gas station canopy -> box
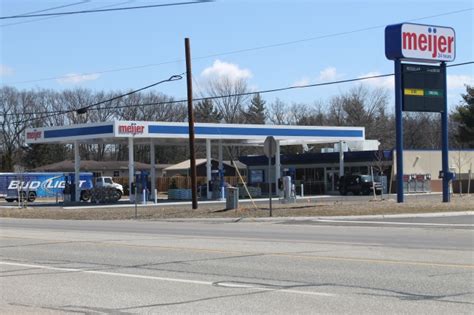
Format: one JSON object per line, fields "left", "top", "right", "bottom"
{"left": 25, "top": 120, "right": 365, "bottom": 145}
{"left": 25, "top": 120, "right": 365, "bottom": 203}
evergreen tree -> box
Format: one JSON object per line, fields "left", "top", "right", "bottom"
{"left": 244, "top": 93, "right": 266, "bottom": 124}
{"left": 194, "top": 99, "right": 222, "bottom": 123}
{"left": 452, "top": 85, "right": 474, "bottom": 148}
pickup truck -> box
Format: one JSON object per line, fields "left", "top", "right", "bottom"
{"left": 93, "top": 176, "right": 124, "bottom": 199}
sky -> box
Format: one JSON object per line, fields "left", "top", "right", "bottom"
{"left": 1, "top": 0, "right": 473, "bottom": 112}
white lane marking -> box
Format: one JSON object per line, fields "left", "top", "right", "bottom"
{"left": 0, "top": 261, "right": 335, "bottom": 297}
{"left": 214, "top": 281, "right": 333, "bottom": 297}
{"left": 316, "top": 219, "right": 474, "bottom": 227}
{"left": 0, "top": 261, "right": 211, "bottom": 285}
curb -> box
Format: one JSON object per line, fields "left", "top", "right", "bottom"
{"left": 149, "top": 211, "right": 474, "bottom": 224}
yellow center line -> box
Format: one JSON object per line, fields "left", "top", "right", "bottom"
{"left": 1, "top": 235, "right": 472, "bottom": 269}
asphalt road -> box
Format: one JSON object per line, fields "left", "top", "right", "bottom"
{"left": 1, "top": 215, "right": 473, "bottom": 314}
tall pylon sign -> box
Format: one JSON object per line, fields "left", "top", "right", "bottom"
{"left": 385, "top": 23, "right": 456, "bottom": 203}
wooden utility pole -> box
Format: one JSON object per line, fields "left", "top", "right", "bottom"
{"left": 185, "top": 38, "right": 198, "bottom": 209}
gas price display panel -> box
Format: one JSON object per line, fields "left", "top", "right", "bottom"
{"left": 402, "top": 64, "right": 445, "bottom": 112}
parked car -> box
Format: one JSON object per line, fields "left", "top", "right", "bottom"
{"left": 338, "top": 175, "right": 382, "bottom": 195}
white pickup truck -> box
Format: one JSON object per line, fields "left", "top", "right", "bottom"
{"left": 94, "top": 176, "right": 124, "bottom": 199}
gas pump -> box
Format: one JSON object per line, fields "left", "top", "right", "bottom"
{"left": 211, "top": 170, "right": 221, "bottom": 200}
{"left": 134, "top": 170, "right": 149, "bottom": 204}
{"left": 219, "top": 168, "right": 225, "bottom": 200}
{"left": 64, "top": 173, "right": 77, "bottom": 202}
{"left": 281, "top": 168, "right": 296, "bottom": 201}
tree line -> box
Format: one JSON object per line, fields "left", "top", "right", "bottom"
{"left": 0, "top": 78, "right": 472, "bottom": 171}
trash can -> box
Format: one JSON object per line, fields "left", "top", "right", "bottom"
{"left": 225, "top": 187, "right": 239, "bottom": 210}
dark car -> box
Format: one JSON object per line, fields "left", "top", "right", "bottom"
{"left": 338, "top": 175, "right": 382, "bottom": 195}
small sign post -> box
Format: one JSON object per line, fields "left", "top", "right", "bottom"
{"left": 264, "top": 136, "right": 277, "bottom": 217}
{"left": 385, "top": 22, "right": 455, "bottom": 203}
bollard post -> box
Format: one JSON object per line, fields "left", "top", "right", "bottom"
{"left": 134, "top": 189, "right": 138, "bottom": 219}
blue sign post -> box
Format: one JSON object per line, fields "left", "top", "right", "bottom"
{"left": 385, "top": 23, "right": 455, "bottom": 203}
{"left": 394, "top": 59, "right": 404, "bottom": 203}
{"left": 440, "top": 62, "right": 450, "bottom": 202}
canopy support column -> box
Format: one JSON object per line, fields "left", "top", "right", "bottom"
{"left": 128, "top": 137, "right": 134, "bottom": 202}
{"left": 150, "top": 139, "right": 156, "bottom": 202}
{"left": 74, "top": 141, "right": 80, "bottom": 202}
{"left": 339, "top": 141, "right": 344, "bottom": 178}
{"left": 206, "top": 139, "right": 212, "bottom": 199}
{"left": 218, "top": 140, "right": 224, "bottom": 200}
{"left": 275, "top": 140, "right": 281, "bottom": 196}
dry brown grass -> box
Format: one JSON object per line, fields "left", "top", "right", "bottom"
{"left": 1, "top": 195, "right": 472, "bottom": 220}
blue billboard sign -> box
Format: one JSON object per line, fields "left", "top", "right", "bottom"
{"left": 0, "top": 173, "right": 93, "bottom": 198}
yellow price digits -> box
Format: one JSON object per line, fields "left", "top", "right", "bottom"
{"left": 404, "top": 88, "right": 424, "bottom": 96}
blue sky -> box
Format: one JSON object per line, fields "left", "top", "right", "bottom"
{"left": 1, "top": 0, "right": 473, "bottom": 110}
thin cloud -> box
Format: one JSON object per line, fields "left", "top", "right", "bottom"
{"left": 447, "top": 74, "right": 474, "bottom": 89}
{"left": 201, "top": 60, "right": 252, "bottom": 82}
{"left": 317, "top": 67, "right": 340, "bottom": 82}
{"left": 56, "top": 73, "right": 100, "bottom": 84}
{"left": 292, "top": 77, "right": 310, "bottom": 86}
{"left": 0, "top": 64, "right": 14, "bottom": 76}
{"left": 293, "top": 67, "right": 343, "bottom": 86}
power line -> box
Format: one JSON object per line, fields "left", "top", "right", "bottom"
{"left": 7, "top": 73, "right": 185, "bottom": 123}
{"left": 8, "top": 61, "right": 473, "bottom": 120}
{"left": 0, "top": 0, "right": 213, "bottom": 20}
{"left": 75, "top": 73, "right": 184, "bottom": 114}
{"left": 6, "top": 59, "right": 183, "bottom": 85}
{"left": 13, "top": 1, "right": 91, "bottom": 16}
{"left": 447, "top": 61, "right": 474, "bottom": 68}
{"left": 4, "top": 7, "right": 472, "bottom": 85}
{"left": 0, "top": 0, "right": 134, "bottom": 28}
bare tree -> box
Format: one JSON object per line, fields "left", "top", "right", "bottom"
{"left": 326, "top": 94, "right": 346, "bottom": 126}
{"left": 204, "top": 76, "right": 250, "bottom": 123}
{"left": 404, "top": 112, "right": 441, "bottom": 149}
{"left": 0, "top": 87, "right": 36, "bottom": 170}
{"left": 267, "top": 98, "right": 289, "bottom": 125}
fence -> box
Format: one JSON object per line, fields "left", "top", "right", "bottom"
{"left": 113, "top": 176, "right": 247, "bottom": 193}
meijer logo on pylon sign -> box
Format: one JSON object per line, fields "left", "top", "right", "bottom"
{"left": 385, "top": 23, "right": 455, "bottom": 62}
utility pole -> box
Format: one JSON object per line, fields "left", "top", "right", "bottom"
{"left": 185, "top": 38, "right": 198, "bottom": 209}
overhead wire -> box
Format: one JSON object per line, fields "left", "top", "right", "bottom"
{"left": 0, "top": 0, "right": 213, "bottom": 20}
{"left": 75, "top": 73, "right": 184, "bottom": 114}
{"left": 7, "top": 61, "right": 473, "bottom": 121}
{"left": 4, "top": 7, "right": 472, "bottom": 85}
{"left": 0, "top": 0, "right": 135, "bottom": 28}
{"left": 10, "top": 0, "right": 91, "bottom": 16}
{"left": 7, "top": 73, "right": 185, "bottom": 124}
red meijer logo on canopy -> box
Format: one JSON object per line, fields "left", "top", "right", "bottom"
{"left": 118, "top": 124, "right": 145, "bottom": 135}
{"left": 26, "top": 130, "right": 42, "bottom": 140}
